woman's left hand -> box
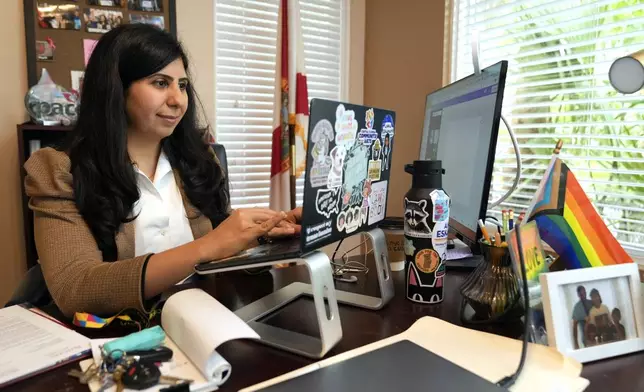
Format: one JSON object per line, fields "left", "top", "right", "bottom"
{"left": 267, "top": 207, "right": 302, "bottom": 238}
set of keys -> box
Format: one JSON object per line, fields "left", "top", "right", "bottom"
{"left": 68, "top": 346, "right": 192, "bottom": 391}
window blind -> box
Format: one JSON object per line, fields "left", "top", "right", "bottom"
{"left": 214, "top": 0, "right": 345, "bottom": 209}
{"left": 450, "top": 0, "right": 644, "bottom": 254}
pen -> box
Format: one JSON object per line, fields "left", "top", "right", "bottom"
{"left": 494, "top": 231, "right": 501, "bottom": 246}
{"left": 478, "top": 219, "right": 492, "bottom": 244}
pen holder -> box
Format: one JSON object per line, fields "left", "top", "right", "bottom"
{"left": 460, "top": 239, "right": 522, "bottom": 325}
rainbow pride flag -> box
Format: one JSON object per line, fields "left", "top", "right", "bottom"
{"left": 526, "top": 157, "right": 632, "bottom": 269}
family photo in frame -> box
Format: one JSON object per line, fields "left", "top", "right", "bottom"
{"left": 541, "top": 263, "right": 644, "bottom": 363}
{"left": 568, "top": 282, "right": 630, "bottom": 349}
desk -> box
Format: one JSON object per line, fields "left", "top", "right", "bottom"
{"left": 6, "top": 262, "right": 644, "bottom": 392}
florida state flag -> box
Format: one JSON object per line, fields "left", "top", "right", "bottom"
{"left": 269, "top": 0, "right": 309, "bottom": 211}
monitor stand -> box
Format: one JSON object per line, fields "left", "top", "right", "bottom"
{"left": 220, "top": 228, "right": 394, "bottom": 359}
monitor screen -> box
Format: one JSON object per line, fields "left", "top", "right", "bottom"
{"left": 419, "top": 61, "right": 508, "bottom": 244}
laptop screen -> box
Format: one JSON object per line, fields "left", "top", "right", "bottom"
{"left": 300, "top": 99, "right": 396, "bottom": 253}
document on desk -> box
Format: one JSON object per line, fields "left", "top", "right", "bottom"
{"left": 446, "top": 238, "right": 474, "bottom": 260}
{"left": 0, "top": 305, "right": 91, "bottom": 388}
{"left": 446, "top": 246, "right": 474, "bottom": 260}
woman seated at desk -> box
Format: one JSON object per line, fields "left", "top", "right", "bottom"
{"left": 24, "top": 24, "right": 301, "bottom": 318}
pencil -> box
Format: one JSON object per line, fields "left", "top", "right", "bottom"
{"left": 508, "top": 209, "right": 514, "bottom": 230}
{"left": 494, "top": 231, "right": 502, "bottom": 246}
{"left": 478, "top": 219, "right": 492, "bottom": 244}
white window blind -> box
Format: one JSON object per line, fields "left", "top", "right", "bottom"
{"left": 450, "top": 0, "right": 644, "bottom": 254}
{"left": 214, "top": 0, "right": 345, "bottom": 209}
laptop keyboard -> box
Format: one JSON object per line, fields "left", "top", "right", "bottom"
{"left": 253, "top": 239, "right": 301, "bottom": 256}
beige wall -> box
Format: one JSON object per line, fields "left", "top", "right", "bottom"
{"left": 347, "top": 0, "right": 365, "bottom": 104}
{"left": 0, "top": 0, "right": 28, "bottom": 305}
{"left": 176, "top": 0, "right": 216, "bottom": 128}
{"left": 364, "top": 0, "right": 445, "bottom": 217}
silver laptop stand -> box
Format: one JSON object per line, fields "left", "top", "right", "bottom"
{"left": 205, "top": 228, "right": 394, "bottom": 359}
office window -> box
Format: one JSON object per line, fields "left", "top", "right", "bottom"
{"left": 450, "top": 0, "right": 644, "bottom": 254}
{"left": 214, "top": 0, "right": 346, "bottom": 208}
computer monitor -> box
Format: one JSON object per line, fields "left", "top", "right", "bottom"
{"left": 419, "top": 61, "right": 508, "bottom": 246}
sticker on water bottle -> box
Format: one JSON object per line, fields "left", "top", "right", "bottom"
{"left": 431, "top": 220, "right": 449, "bottom": 260}
{"left": 415, "top": 249, "right": 440, "bottom": 273}
{"left": 404, "top": 237, "right": 416, "bottom": 256}
{"left": 403, "top": 198, "right": 432, "bottom": 238}
{"left": 430, "top": 189, "right": 450, "bottom": 222}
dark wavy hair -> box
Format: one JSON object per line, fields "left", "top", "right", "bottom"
{"left": 64, "top": 24, "right": 229, "bottom": 261}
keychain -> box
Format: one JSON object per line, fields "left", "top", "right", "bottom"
{"left": 103, "top": 326, "right": 166, "bottom": 360}
{"left": 120, "top": 361, "right": 192, "bottom": 390}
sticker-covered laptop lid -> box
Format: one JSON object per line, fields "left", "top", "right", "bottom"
{"left": 301, "top": 99, "right": 396, "bottom": 253}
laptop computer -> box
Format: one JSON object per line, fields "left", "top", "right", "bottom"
{"left": 195, "top": 98, "right": 396, "bottom": 274}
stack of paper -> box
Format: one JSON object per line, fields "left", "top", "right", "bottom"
{"left": 0, "top": 305, "right": 91, "bottom": 388}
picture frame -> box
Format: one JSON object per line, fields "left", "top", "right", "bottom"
{"left": 540, "top": 263, "right": 644, "bottom": 363}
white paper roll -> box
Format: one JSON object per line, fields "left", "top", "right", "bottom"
{"left": 206, "top": 350, "right": 232, "bottom": 386}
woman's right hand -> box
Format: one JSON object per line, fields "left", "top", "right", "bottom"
{"left": 196, "top": 208, "right": 286, "bottom": 262}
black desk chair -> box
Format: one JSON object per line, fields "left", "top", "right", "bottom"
{"left": 5, "top": 143, "right": 229, "bottom": 308}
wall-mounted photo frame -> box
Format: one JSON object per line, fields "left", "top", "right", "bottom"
{"left": 88, "top": 0, "right": 125, "bottom": 7}
{"left": 128, "top": 0, "right": 163, "bottom": 12}
{"left": 540, "top": 263, "right": 644, "bottom": 363}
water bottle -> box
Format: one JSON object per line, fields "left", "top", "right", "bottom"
{"left": 403, "top": 160, "right": 450, "bottom": 304}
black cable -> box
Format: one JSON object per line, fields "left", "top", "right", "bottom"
{"left": 485, "top": 215, "right": 501, "bottom": 224}
{"left": 332, "top": 238, "right": 345, "bottom": 262}
{"left": 485, "top": 215, "right": 502, "bottom": 228}
{"left": 497, "top": 221, "right": 529, "bottom": 389}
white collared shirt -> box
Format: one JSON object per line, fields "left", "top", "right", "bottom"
{"left": 133, "top": 151, "right": 194, "bottom": 256}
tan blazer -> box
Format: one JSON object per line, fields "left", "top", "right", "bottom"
{"left": 24, "top": 148, "right": 213, "bottom": 317}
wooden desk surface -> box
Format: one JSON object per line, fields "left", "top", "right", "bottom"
{"left": 5, "top": 262, "right": 644, "bottom": 392}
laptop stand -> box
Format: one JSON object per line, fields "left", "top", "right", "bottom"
{"left": 325, "top": 227, "right": 395, "bottom": 310}
{"left": 209, "top": 228, "right": 394, "bottom": 359}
